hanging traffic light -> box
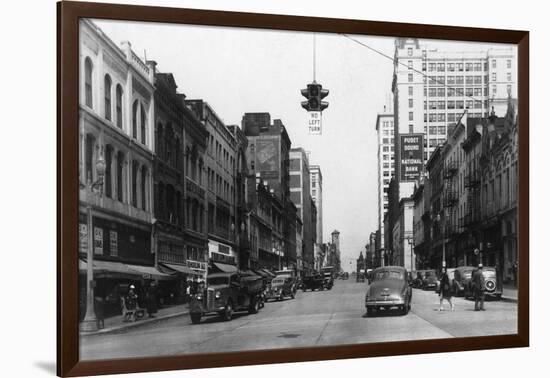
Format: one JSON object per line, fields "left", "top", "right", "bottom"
{"left": 300, "top": 82, "right": 329, "bottom": 112}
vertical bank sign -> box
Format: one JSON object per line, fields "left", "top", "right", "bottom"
{"left": 400, "top": 134, "right": 424, "bottom": 182}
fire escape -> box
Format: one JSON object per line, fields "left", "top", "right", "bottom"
{"left": 442, "top": 159, "right": 458, "bottom": 238}
{"left": 463, "top": 162, "right": 481, "bottom": 229}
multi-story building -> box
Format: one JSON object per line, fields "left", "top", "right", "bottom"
{"left": 242, "top": 113, "right": 298, "bottom": 271}
{"left": 412, "top": 179, "right": 431, "bottom": 269}
{"left": 78, "top": 20, "right": 161, "bottom": 319}
{"left": 392, "top": 37, "right": 516, "bottom": 202}
{"left": 309, "top": 165, "right": 324, "bottom": 271}
{"left": 393, "top": 198, "right": 415, "bottom": 270}
{"left": 289, "top": 148, "right": 316, "bottom": 274}
{"left": 375, "top": 106, "right": 395, "bottom": 267}
{"left": 186, "top": 100, "right": 239, "bottom": 274}
{"left": 151, "top": 68, "right": 205, "bottom": 300}
{"left": 479, "top": 105, "right": 518, "bottom": 283}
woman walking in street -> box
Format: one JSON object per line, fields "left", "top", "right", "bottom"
{"left": 439, "top": 267, "right": 454, "bottom": 311}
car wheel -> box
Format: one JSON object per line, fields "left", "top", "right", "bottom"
{"left": 223, "top": 302, "right": 233, "bottom": 321}
{"left": 190, "top": 313, "right": 202, "bottom": 324}
{"left": 366, "top": 307, "right": 373, "bottom": 317}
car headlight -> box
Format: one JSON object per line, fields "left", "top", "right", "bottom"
{"left": 215, "top": 291, "right": 221, "bottom": 299}
{"left": 196, "top": 295, "right": 203, "bottom": 300}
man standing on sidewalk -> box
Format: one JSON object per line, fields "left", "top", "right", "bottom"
{"left": 472, "top": 263, "right": 486, "bottom": 311}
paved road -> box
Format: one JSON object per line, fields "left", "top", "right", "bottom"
{"left": 80, "top": 280, "right": 517, "bottom": 360}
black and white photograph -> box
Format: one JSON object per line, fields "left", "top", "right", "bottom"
{"left": 77, "top": 17, "right": 519, "bottom": 361}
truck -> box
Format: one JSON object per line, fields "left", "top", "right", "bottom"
{"left": 189, "top": 272, "right": 263, "bottom": 324}
{"left": 320, "top": 266, "right": 335, "bottom": 290}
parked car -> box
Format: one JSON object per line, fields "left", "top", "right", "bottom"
{"left": 452, "top": 266, "right": 476, "bottom": 297}
{"left": 302, "top": 274, "right": 325, "bottom": 291}
{"left": 265, "top": 275, "right": 296, "bottom": 301}
{"left": 465, "top": 266, "right": 503, "bottom": 300}
{"left": 189, "top": 272, "right": 263, "bottom": 324}
{"left": 422, "top": 270, "right": 438, "bottom": 290}
{"left": 411, "top": 270, "right": 426, "bottom": 288}
{"left": 365, "top": 266, "right": 412, "bottom": 316}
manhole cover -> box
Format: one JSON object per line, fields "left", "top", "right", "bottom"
{"left": 278, "top": 333, "right": 301, "bottom": 339}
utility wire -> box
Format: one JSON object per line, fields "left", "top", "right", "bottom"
{"left": 340, "top": 33, "right": 488, "bottom": 107}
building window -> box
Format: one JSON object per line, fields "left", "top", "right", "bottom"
{"left": 448, "top": 63, "right": 455, "bottom": 71}
{"left": 409, "top": 112, "right": 413, "bottom": 121}
{"left": 507, "top": 60, "right": 512, "bottom": 69}
{"left": 132, "top": 100, "right": 138, "bottom": 139}
{"left": 105, "top": 145, "right": 113, "bottom": 198}
{"left": 408, "top": 60, "right": 413, "bottom": 69}
{"left": 507, "top": 85, "right": 512, "bottom": 95}
{"left": 507, "top": 72, "right": 512, "bottom": 81}
{"left": 408, "top": 86, "right": 413, "bottom": 96}
{"left": 84, "top": 57, "right": 93, "bottom": 108}
{"left": 407, "top": 47, "right": 413, "bottom": 56}
{"left": 437, "top": 63, "right": 445, "bottom": 72}
{"left": 409, "top": 124, "right": 414, "bottom": 133}
{"left": 117, "top": 151, "right": 124, "bottom": 202}
{"left": 492, "top": 59, "right": 497, "bottom": 68}
{"left": 408, "top": 73, "right": 413, "bottom": 83}
{"left": 492, "top": 72, "right": 497, "bottom": 81}
{"left": 132, "top": 161, "right": 139, "bottom": 208}
{"left": 408, "top": 98, "right": 413, "bottom": 108}
{"left": 141, "top": 166, "right": 148, "bottom": 210}
{"left": 104, "top": 74, "right": 112, "bottom": 121}
{"left": 116, "top": 85, "right": 123, "bottom": 128}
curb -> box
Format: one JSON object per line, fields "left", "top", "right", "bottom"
{"left": 80, "top": 310, "right": 189, "bottom": 337}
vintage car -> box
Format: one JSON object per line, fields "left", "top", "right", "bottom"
{"left": 421, "top": 269, "right": 438, "bottom": 290}
{"left": 321, "top": 266, "right": 335, "bottom": 290}
{"left": 302, "top": 274, "right": 325, "bottom": 291}
{"left": 465, "top": 266, "right": 503, "bottom": 300}
{"left": 189, "top": 272, "right": 263, "bottom": 324}
{"left": 265, "top": 275, "right": 296, "bottom": 301}
{"left": 452, "top": 266, "right": 476, "bottom": 297}
{"left": 365, "top": 266, "right": 412, "bottom": 316}
{"left": 411, "top": 270, "right": 426, "bottom": 288}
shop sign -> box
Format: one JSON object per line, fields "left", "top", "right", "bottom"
{"left": 79, "top": 223, "right": 88, "bottom": 253}
{"left": 109, "top": 230, "right": 118, "bottom": 257}
{"left": 94, "top": 227, "right": 103, "bottom": 255}
{"left": 187, "top": 260, "right": 207, "bottom": 271}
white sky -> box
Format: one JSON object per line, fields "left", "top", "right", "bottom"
{"left": 92, "top": 19, "right": 514, "bottom": 271}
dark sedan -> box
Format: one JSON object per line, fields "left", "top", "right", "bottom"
{"left": 421, "top": 269, "right": 438, "bottom": 290}
{"left": 365, "top": 266, "right": 412, "bottom": 316}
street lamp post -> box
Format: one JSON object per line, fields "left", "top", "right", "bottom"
{"left": 80, "top": 155, "right": 105, "bottom": 332}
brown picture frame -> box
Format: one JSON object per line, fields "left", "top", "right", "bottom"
{"left": 57, "top": 1, "right": 529, "bottom": 376}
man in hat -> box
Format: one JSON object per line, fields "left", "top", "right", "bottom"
{"left": 471, "top": 263, "right": 486, "bottom": 311}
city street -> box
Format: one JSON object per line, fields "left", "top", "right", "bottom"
{"left": 80, "top": 280, "right": 517, "bottom": 360}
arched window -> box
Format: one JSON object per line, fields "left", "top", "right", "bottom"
{"left": 84, "top": 57, "right": 93, "bottom": 108}
{"left": 84, "top": 133, "right": 96, "bottom": 184}
{"left": 141, "top": 166, "right": 148, "bottom": 210}
{"left": 116, "top": 85, "right": 123, "bottom": 128}
{"left": 116, "top": 151, "right": 124, "bottom": 202}
{"left": 140, "top": 103, "right": 147, "bottom": 145}
{"left": 104, "top": 74, "right": 112, "bottom": 120}
{"left": 132, "top": 100, "right": 139, "bottom": 139}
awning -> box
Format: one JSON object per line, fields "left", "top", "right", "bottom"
{"left": 262, "top": 269, "right": 276, "bottom": 277}
{"left": 125, "top": 263, "right": 173, "bottom": 281}
{"left": 212, "top": 262, "right": 238, "bottom": 273}
{"left": 160, "top": 263, "right": 202, "bottom": 277}
{"left": 240, "top": 269, "right": 260, "bottom": 278}
{"left": 251, "top": 269, "right": 269, "bottom": 278}
{"left": 90, "top": 260, "right": 141, "bottom": 279}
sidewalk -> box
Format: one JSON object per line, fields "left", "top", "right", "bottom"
{"left": 80, "top": 303, "right": 189, "bottom": 337}
{"left": 502, "top": 283, "right": 518, "bottom": 302}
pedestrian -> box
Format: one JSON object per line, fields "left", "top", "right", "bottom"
{"left": 123, "top": 284, "right": 139, "bottom": 321}
{"left": 94, "top": 296, "right": 105, "bottom": 329}
{"left": 190, "top": 277, "right": 198, "bottom": 296}
{"left": 145, "top": 281, "right": 158, "bottom": 318}
{"left": 512, "top": 261, "right": 518, "bottom": 287}
{"left": 438, "top": 267, "right": 454, "bottom": 311}
{"left": 471, "top": 263, "right": 486, "bottom": 311}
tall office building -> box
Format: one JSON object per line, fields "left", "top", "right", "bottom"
{"left": 375, "top": 106, "right": 395, "bottom": 264}
{"left": 309, "top": 165, "right": 323, "bottom": 270}
{"left": 392, "top": 37, "right": 517, "bottom": 200}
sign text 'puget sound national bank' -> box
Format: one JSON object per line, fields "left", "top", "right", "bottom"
{"left": 400, "top": 134, "right": 424, "bottom": 182}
